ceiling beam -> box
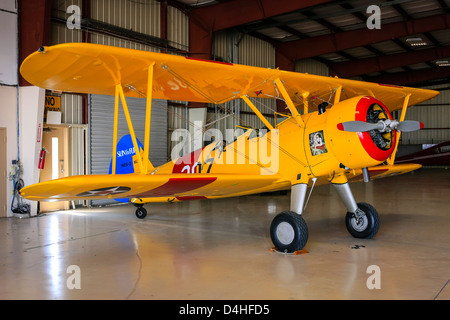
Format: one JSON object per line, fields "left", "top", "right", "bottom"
{"left": 330, "top": 45, "right": 450, "bottom": 78}
{"left": 190, "top": 0, "right": 336, "bottom": 33}
{"left": 187, "top": 0, "right": 335, "bottom": 59}
{"left": 278, "top": 13, "right": 450, "bottom": 62}
{"left": 18, "top": 0, "right": 53, "bottom": 86}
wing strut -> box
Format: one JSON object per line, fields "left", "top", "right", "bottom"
{"left": 302, "top": 91, "right": 310, "bottom": 114}
{"left": 274, "top": 78, "right": 305, "bottom": 127}
{"left": 241, "top": 95, "right": 274, "bottom": 130}
{"left": 111, "top": 83, "right": 145, "bottom": 174}
{"left": 387, "top": 93, "right": 411, "bottom": 165}
{"left": 334, "top": 86, "right": 342, "bottom": 105}
{"left": 112, "top": 64, "right": 156, "bottom": 175}
{"left": 112, "top": 84, "right": 120, "bottom": 175}
{"left": 143, "top": 62, "right": 155, "bottom": 174}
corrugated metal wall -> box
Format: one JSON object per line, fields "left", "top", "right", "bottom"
{"left": 401, "top": 84, "right": 450, "bottom": 145}
{"left": 89, "top": 95, "right": 167, "bottom": 206}
{"left": 167, "top": 5, "right": 189, "bottom": 51}
{"left": 239, "top": 34, "right": 277, "bottom": 129}
{"left": 212, "top": 31, "right": 229, "bottom": 62}
{"left": 91, "top": 0, "right": 160, "bottom": 38}
{"left": 295, "top": 58, "right": 329, "bottom": 76}
{"left": 210, "top": 31, "right": 239, "bottom": 135}
{"left": 210, "top": 32, "right": 277, "bottom": 134}
{"left": 168, "top": 103, "right": 189, "bottom": 159}
{"left": 239, "top": 34, "right": 275, "bottom": 68}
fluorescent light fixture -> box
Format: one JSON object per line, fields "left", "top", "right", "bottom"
{"left": 435, "top": 60, "right": 450, "bottom": 67}
{"left": 406, "top": 37, "right": 427, "bottom": 46}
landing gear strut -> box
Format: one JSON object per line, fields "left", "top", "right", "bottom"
{"left": 270, "top": 183, "right": 309, "bottom": 253}
{"left": 133, "top": 203, "right": 147, "bottom": 219}
{"left": 345, "top": 202, "right": 380, "bottom": 239}
{"left": 270, "top": 180, "right": 381, "bottom": 253}
{"left": 333, "top": 183, "right": 380, "bottom": 239}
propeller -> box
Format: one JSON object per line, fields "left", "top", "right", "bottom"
{"left": 337, "top": 119, "right": 424, "bottom": 133}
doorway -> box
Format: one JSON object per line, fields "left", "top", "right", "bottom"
{"left": 0, "top": 128, "right": 6, "bottom": 217}
{"left": 39, "top": 125, "right": 70, "bottom": 212}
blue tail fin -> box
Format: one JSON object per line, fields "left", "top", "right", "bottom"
{"left": 108, "top": 135, "right": 149, "bottom": 203}
{"left": 108, "top": 134, "right": 145, "bottom": 175}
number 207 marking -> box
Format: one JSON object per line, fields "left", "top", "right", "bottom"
{"left": 180, "top": 160, "right": 213, "bottom": 174}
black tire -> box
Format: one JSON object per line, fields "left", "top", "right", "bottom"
{"left": 270, "top": 211, "right": 308, "bottom": 253}
{"left": 135, "top": 207, "right": 147, "bottom": 219}
{"left": 345, "top": 202, "right": 380, "bottom": 239}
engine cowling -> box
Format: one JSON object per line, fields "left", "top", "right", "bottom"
{"left": 326, "top": 95, "right": 396, "bottom": 170}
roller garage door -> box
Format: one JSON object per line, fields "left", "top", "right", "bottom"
{"left": 89, "top": 94, "right": 168, "bottom": 206}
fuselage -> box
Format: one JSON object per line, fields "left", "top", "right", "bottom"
{"left": 149, "top": 95, "right": 396, "bottom": 197}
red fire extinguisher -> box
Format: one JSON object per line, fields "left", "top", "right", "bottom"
{"left": 38, "top": 148, "right": 47, "bottom": 169}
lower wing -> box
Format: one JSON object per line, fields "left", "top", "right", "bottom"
{"left": 345, "top": 163, "right": 422, "bottom": 183}
{"left": 20, "top": 173, "right": 288, "bottom": 202}
{"left": 309, "top": 163, "right": 422, "bottom": 187}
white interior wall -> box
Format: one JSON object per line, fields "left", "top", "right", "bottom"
{"left": 19, "top": 87, "right": 45, "bottom": 216}
{"left": 0, "top": 0, "right": 19, "bottom": 217}
{"left": 0, "top": 85, "right": 44, "bottom": 217}
{"left": 0, "top": 86, "right": 18, "bottom": 216}
{"left": 0, "top": 1, "right": 18, "bottom": 86}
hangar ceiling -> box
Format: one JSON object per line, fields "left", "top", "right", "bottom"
{"left": 172, "top": 0, "right": 450, "bottom": 87}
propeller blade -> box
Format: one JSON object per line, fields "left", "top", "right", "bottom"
{"left": 396, "top": 120, "right": 424, "bottom": 132}
{"left": 337, "top": 120, "right": 424, "bottom": 133}
{"left": 337, "top": 121, "right": 384, "bottom": 132}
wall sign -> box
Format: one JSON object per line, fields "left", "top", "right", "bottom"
{"left": 44, "top": 95, "right": 61, "bottom": 122}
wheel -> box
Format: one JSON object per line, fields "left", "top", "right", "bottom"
{"left": 135, "top": 206, "right": 147, "bottom": 219}
{"left": 270, "top": 211, "right": 308, "bottom": 253}
{"left": 345, "top": 202, "right": 380, "bottom": 239}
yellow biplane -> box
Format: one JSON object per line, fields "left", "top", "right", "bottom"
{"left": 20, "top": 43, "right": 438, "bottom": 253}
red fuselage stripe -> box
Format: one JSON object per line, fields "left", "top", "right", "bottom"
{"left": 131, "top": 177, "right": 217, "bottom": 198}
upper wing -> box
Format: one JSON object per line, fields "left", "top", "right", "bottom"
{"left": 20, "top": 43, "right": 438, "bottom": 111}
{"left": 19, "top": 173, "right": 289, "bottom": 201}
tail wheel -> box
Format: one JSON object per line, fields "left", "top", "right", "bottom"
{"left": 345, "top": 202, "right": 380, "bottom": 239}
{"left": 270, "top": 211, "right": 308, "bottom": 253}
{"left": 135, "top": 206, "right": 147, "bottom": 219}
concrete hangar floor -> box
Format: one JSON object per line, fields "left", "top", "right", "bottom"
{"left": 0, "top": 168, "right": 449, "bottom": 300}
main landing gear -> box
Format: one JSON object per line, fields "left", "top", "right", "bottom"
{"left": 269, "top": 181, "right": 380, "bottom": 253}
{"left": 270, "top": 184, "right": 309, "bottom": 253}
